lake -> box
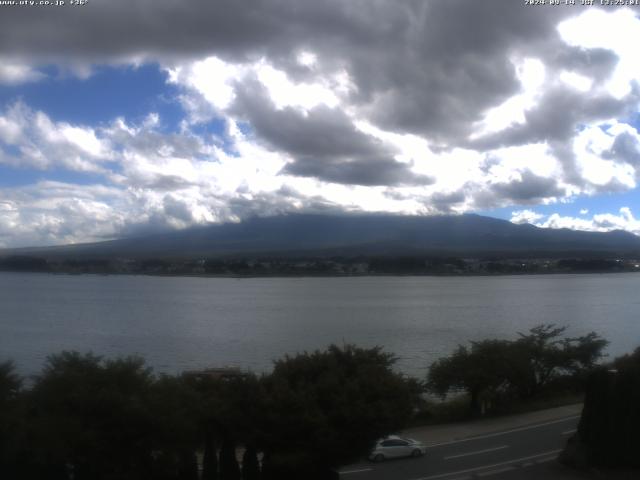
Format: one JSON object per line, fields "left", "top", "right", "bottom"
{"left": 1, "top": 272, "right": 639, "bottom": 379}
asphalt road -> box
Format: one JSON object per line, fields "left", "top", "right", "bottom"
{"left": 338, "top": 415, "right": 580, "bottom": 480}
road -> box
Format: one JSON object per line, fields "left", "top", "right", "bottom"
{"left": 339, "top": 414, "right": 579, "bottom": 480}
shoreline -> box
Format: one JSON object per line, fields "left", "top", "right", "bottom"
{"left": 2, "top": 269, "right": 640, "bottom": 279}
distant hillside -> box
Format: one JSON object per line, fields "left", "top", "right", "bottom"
{"left": 4, "top": 213, "right": 640, "bottom": 259}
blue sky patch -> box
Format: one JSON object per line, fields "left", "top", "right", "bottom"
{"left": 0, "top": 64, "right": 183, "bottom": 129}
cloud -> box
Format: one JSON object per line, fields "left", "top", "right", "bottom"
{"left": 2, "top": 2, "right": 640, "bottom": 246}
{"left": 0, "top": 59, "right": 45, "bottom": 85}
{"left": 492, "top": 170, "right": 566, "bottom": 204}
{"left": 514, "top": 207, "right": 640, "bottom": 236}
{"left": 603, "top": 131, "right": 640, "bottom": 169}
{"left": 0, "top": 102, "right": 112, "bottom": 173}
{"left": 230, "top": 78, "right": 432, "bottom": 187}
{"left": 0, "top": 182, "right": 127, "bottom": 247}
{"left": 0, "top": 1, "right": 578, "bottom": 147}
{"left": 558, "top": 8, "right": 640, "bottom": 99}
{"left": 511, "top": 209, "right": 545, "bottom": 225}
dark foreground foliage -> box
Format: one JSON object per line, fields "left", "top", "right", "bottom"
{"left": 0, "top": 328, "right": 620, "bottom": 478}
{"left": 561, "top": 347, "right": 640, "bottom": 469}
{"left": 0, "top": 345, "right": 418, "bottom": 480}
{"left": 426, "top": 324, "right": 608, "bottom": 416}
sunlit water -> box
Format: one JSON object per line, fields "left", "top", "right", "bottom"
{"left": 1, "top": 272, "right": 639, "bottom": 379}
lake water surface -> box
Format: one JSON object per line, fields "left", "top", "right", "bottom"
{"left": 1, "top": 272, "right": 639, "bottom": 378}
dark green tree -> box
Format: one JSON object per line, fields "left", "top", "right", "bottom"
{"left": 562, "top": 347, "right": 640, "bottom": 468}
{"left": 428, "top": 325, "right": 609, "bottom": 416}
{"left": 219, "top": 435, "right": 241, "bottom": 480}
{"left": 241, "top": 445, "right": 260, "bottom": 480}
{"left": 147, "top": 374, "right": 201, "bottom": 479}
{"left": 0, "top": 360, "right": 21, "bottom": 403}
{"left": 201, "top": 430, "right": 218, "bottom": 480}
{"left": 177, "top": 451, "right": 199, "bottom": 480}
{"left": 260, "top": 344, "right": 418, "bottom": 478}
{"left": 561, "top": 332, "right": 609, "bottom": 376}
{"left": 184, "top": 371, "right": 264, "bottom": 480}
{"left": 25, "top": 352, "right": 157, "bottom": 480}
{"left": 511, "top": 325, "right": 607, "bottom": 398}
{"left": 0, "top": 361, "right": 23, "bottom": 478}
{"left": 427, "top": 340, "right": 512, "bottom": 416}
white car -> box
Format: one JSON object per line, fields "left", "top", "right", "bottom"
{"left": 368, "top": 435, "right": 427, "bottom": 462}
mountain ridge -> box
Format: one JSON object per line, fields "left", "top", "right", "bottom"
{"left": 3, "top": 213, "right": 640, "bottom": 260}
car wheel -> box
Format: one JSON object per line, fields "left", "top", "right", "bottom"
{"left": 411, "top": 449, "right": 423, "bottom": 457}
{"left": 373, "top": 454, "right": 385, "bottom": 462}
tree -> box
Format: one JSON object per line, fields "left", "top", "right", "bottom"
{"left": 25, "top": 352, "right": 158, "bottom": 480}
{"left": 184, "top": 372, "right": 265, "bottom": 480}
{"left": 201, "top": 430, "right": 218, "bottom": 480}
{"left": 561, "top": 347, "right": 640, "bottom": 468}
{"left": 260, "top": 344, "right": 418, "bottom": 478}
{"left": 219, "top": 436, "right": 241, "bottom": 480}
{"left": 511, "top": 325, "right": 607, "bottom": 398}
{"left": 427, "top": 340, "right": 512, "bottom": 416}
{"left": 241, "top": 445, "right": 260, "bottom": 480}
{"left": 427, "top": 325, "right": 609, "bottom": 416}
{"left": 562, "top": 332, "right": 609, "bottom": 376}
{"left": 0, "top": 361, "right": 23, "bottom": 478}
{"left": 0, "top": 360, "right": 21, "bottom": 404}
{"left": 147, "top": 375, "right": 201, "bottom": 480}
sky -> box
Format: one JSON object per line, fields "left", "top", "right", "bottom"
{"left": 1, "top": 0, "right": 640, "bottom": 248}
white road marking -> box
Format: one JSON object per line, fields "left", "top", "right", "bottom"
{"left": 340, "top": 468, "right": 373, "bottom": 475}
{"left": 409, "top": 449, "right": 562, "bottom": 480}
{"left": 444, "top": 445, "right": 508, "bottom": 460}
{"left": 426, "top": 415, "right": 580, "bottom": 447}
{"left": 561, "top": 429, "right": 577, "bottom": 435}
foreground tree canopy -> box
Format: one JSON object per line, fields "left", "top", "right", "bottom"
{"left": 562, "top": 347, "right": 640, "bottom": 469}
{"left": 0, "top": 328, "right": 617, "bottom": 478}
{"left": 261, "top": 345, "right": 418, "bottom": 478}
{"left": 427, "top": 324, "right": 608, "bottom": 416}
{"left": 0, "top": 345, "right": 419, "bottom": 480}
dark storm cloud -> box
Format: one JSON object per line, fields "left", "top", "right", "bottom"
{"left": 226, "top": 187, "right": 343, "bottom": 220}
{"left": 426, "top": 190, "right": 467, "bottom": 213}
{"left": 546, "top": 47, "right": 619, "bottom": 84}
{"left": 283, "top": 156, "right": 432, "bottom": 187}
{"left": 471, "top": 87, "right": 635, "bottom": 151}
{"left": 465, "top": 170, "right": 567, "bottom": 211}
{"left": 492, "top": 170, "right": 565, "bottom": 204}
{"left": 358, "top": 0, "right": 571, "bottom": 141}
{"left": 1, "top": 0, "right": 579, "bottom": 145}
{"left": 0, "top": 0, "right": 397, "bottom": 62}
{"left": 232, "top": 78, "right": 433, "bottom": 186}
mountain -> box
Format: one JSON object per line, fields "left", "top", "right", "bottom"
{"left": 4, "top": 213, "right": 640, "bottom": 259}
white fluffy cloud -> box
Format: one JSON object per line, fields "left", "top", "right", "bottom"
{"left": 0, "top": 58, "right": 45, "bottom": 85}
{"left": 510, "top": 207, "right": 640, "bottom": 236}
{"left": 0, "top": 103, "right": 112, "bottom": 173}
{"left": 511, "top": 209, "right": 545, "bottom": 225}
{"left": 558, "top": 8, "right": 640, "bottom": 99}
